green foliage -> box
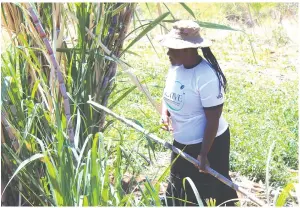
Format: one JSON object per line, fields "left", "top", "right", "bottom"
{"left": 275, "top": 183, "right": 297, "bottom": 206}
{"left": 1, "top": 2, "right": 298, "bottom": 206}
{"left": 1, "top": 2, "right": 169, "bottom": 206}
{"left": 182, "top": 177, "right": 204, "bottom": 206}
{"left": 205, "top": 197, "right": 216, "bottom": 206}
{"left": 272, "top": 26, "right": 290, "bottom": 46}
{"left": 225, "top": 68, "right": 298, "bottom": 186}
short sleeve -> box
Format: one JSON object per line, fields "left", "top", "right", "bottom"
{"left": 199, "top": 78, "right": 224, "bottom": 108}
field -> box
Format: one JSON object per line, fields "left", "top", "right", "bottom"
{"left": 107, "top": 2, "right": 299, "bottom": 204}
{"left": 1, "top": 2, "right": 298, "bottom": 206}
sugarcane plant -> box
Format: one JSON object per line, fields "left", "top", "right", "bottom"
{"left": 1, "top": 2, "right": 171, "bottom": 206}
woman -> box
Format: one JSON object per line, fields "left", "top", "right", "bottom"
{"left": 159, "top": 20, "right": 238, "bottom": 206}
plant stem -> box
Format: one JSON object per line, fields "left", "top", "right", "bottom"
{"left": 25, "top": 3, "right": 75, "bottom": 143}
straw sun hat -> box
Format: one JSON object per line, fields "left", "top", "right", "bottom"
{"left": 158, "top": 20, "right": 212, "bottom": 49}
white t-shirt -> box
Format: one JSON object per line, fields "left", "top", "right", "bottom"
{"left": 163, "top": 60, "right": 228, "bottom": 145}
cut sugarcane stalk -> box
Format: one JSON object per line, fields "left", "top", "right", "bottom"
{"left": 87, "top": 97, "right": 265, "bottom": 207}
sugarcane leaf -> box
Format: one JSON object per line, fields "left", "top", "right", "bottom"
{"left": 61, "top": 146, "right": 74, "bottom": 205}
{"left": 119, "top": 194, "right": 134, "bottom": 206}
{"left": 197, "top": 21, "right": 240, "bottom": 31}
{"left": 144, "top": 177, "right": 161, "bottom": 206}
{"left": 1, "top": 153, "right": 44, "bottom": 197}
{"left": 180, "top": 3, "right": 196, "bottom": 19}
{"left": 101, "top": 164, "right": 110, "bottom": 205}
{"left": 145, "top": 3, "right": 152, "bottom": 16}
{"left": 91, "top": 132, "right": 102, "bottom": 205}
{"left": 1, "top": 4, "right": 9, "bottom": 26}
{"left": 112, "top": 3, "right": 128, "bottom": 16}
{"left": 83, "top": 150, "right": 91, "bottom": 195}
{"left": 134, "top": 12, "right": 158, "bottom": 56}
{"left": 121, "top": 12, "right": 170, "bottom": 56}
{"left": 83, "top": 195, "right": 89, "bottom": 206}
{"left": 123, "top": 22, "right": 152, "bottom": 42}
{"left": 75, "top": 134, "right": 92, "bottom": 175}
{"left": 163, "top": 3, "right": 176, "bottom": 20}
{"left": 119, "top": 146, "right": 138, "bottom": 176}
{"left": 74, "top": 108, "right": 81, "bottom": 149}
{"left": 137, "top": 182, "right": 150, "bottom": 206}
{"left": 17, "top": 33, "right": 41, "bottom": 68}
{"left": 276, "top": 183, "right": 295, "bottom": 206}
{"left": 1, "top": 145, "right": 46, "bottom": 200}
{"left": 109, "top": 86, "right": 137, "bottom": 109}
{"left": 44, "top": 155, "right": 64, "bottom": 205}
{"left": 161, "top": 19, "right": 241, "bottom": 32}
{"left": 31, "top": 80, "right": 40, "bottom": 99}
{"left": 154, "top": 152, "right": 181, "bottom": 192}
{"left": 122, "top": 50, "right": 142, "bottom": 57}
{"left": 182, "top": 177, "right": 204, "bottom": 206}
{"left": 125, "top": 118, "right": 143, "bottom": 128}
{"left": 1, "top": 76, "right": 12, "bottom": 105}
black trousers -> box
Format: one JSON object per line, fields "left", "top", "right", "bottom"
{"left": 165, "top": 128, "right": 238, "bottom": 206}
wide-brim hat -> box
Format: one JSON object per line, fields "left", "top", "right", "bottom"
{"left": 158, "top": 20, "right": 212, "bottom": 49}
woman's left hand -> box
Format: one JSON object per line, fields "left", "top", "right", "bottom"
{"left": 196, "top": 154, "right": 210, "bottom": 173}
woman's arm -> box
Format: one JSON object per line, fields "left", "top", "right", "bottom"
{"left": 197, "top": 104, "right": 223, "bottom": 172}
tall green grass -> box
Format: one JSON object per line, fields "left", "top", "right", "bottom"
{"left": 0, "top": 2, "right": 170, "bottom": 205}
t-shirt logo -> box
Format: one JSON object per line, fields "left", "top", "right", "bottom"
{"left": 163, "top": 81, "right": 185, "bottom": 111}
{"left": 217, "top": 92, "right": 223, "bottom": 99}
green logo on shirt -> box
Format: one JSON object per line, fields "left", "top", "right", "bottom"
{"left": 163, "top": 81, "right": 185, "bottom": 111}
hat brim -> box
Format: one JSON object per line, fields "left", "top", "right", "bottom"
{"left": 158, "top": 36, "right": 212, "bottom": 49}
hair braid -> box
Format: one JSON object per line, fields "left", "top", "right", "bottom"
{"left": 201, "top": 47, "right": 227, "bottom": 93}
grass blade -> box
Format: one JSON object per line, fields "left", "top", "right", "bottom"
{"left": 276, "top": 183, "right": 295, "bottom": 206}
{"left": 182, "top": 177, "right": 204, "bottom": 206}
{"left": 101, "top": 164, "right": 110, "bottom": 205}
{"left": 1, "top": 153, "right": 44, "bottom": 197}
{"left": 121, "top": 12, "right": 170, "bottom": 56}
{"left": 161, "top": 19, "right": 240, "bottom": 32}
{"left": 154, "top": 152, "right": 181, "bottom": 192}
{"left": 109, "top": 86, "right": 137, "bottom": 109}
{"left": 197, "top": 21, "right": 240, "bottom": 31}
{"left": 134, "top": 10, "right": 159, "bottom": 57}
{"left": 75, "top": 134, "right": 92, "bottom": 176}
{"left": 112, "top": 3, "right": 129, "bottom": 16}
{"left": 74, "top": 109, "right": 81, "bottom": 149}
{"left": 113, "top": 130, "right": 124, "bottom": 203}
{"left": 144, "top": 178, "right": 161, "bottom": 206}
{"left": 30, "top": 80, "right": 40, "bottom": 99}
{"left": 266, "top": 140, "right": 275, "bottom": 205}
{"left": 123, "top": 22, "right": 151, "bottom": 42}
{"left": 162, "top": 3, "right": 176, "bottom": 20}
{"left": 83, "top": 195, "right": 89, "bottom": 206}
{"left": 180, "top": 3, "right": 196, "bottom": 19}
{"left": 44, "top": 155, "right": 64, "bottom": 205}
{"left": 83, "top": 150, "right": 91, "bottom": 196}
{"left": 91, "top": 133, "right": 102, "bottom": 206}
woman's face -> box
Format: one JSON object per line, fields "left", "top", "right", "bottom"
{"left": 167, "top": 48, "right": 184, "bottom": 66}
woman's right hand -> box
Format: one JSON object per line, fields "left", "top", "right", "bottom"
{"left": 160, "top": 114, "right": 173, "bottom": 132}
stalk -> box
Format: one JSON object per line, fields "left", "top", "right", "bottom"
{"left": 1, "top": 111, "right": 19, "bottom": 151}
{"left": 87, "top": 98, "right": 266, "bottom": 207}
{"left": 98, "top": 3, "right": 136, "bottom": 129}
{"left": 25, "top": 3, "right": 74, "bottom": 143}
{"left": 156, "top": 3, "right": 168, "bottom": 35}
{"left": 67, "top": 10, "right": 160, "bottom": 114}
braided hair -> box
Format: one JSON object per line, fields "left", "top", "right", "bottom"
{"left": 201, "top": 47, "right": 227, "bottom": 94}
